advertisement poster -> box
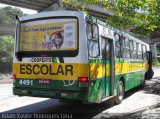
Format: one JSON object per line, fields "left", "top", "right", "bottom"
{"left": 20, "top": 18, "right": 77, "bottom": 51}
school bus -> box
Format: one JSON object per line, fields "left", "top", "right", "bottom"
{"left": 12, "top": 10, "right": 153, "bottom": 104}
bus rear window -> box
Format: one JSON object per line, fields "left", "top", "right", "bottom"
{"left": 16, "top": 17, "right": 78, "bottom": 59}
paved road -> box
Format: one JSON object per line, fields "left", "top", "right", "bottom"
{"left": 0, "top": 67, "right": 159, "bottom": 119}
{"left": 94, "top": 79, "right": 160, "bottom": 119}
{"left": 0, "top": 84, "right": 52, "bottom": 113}
{"left": 0, "top": 83, "right": 110, "bottom": 118}
{"left": 153, "top": 66, "right": 160, "bottom": 78}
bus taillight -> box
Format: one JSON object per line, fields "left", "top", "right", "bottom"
{"left": 12, "top": 74, "right": 16, "bottom": 79}
{"left": 78, "top": 77, "right": 88, "bottom": 82}
{"left": 78, "top": 77, "right": 88, "bottom": 87}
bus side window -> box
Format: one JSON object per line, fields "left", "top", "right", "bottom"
{"left": 124, "top": 38, "right": 130, "bottom": 58}
{"left": 129, "top": 40, "right": 133, "bottom": 49}
{"left": 129, "top": 40, "right": 134, "bottom": 58}
{"left": 137, "top": 43, "right": 142, "bottom": 59}
{"left": 142, "top": 45, "right": 147, "bottom": 60}
{"left": 89, "top": 41, "right": 99, "bottom": 57}
{"left": 87, "top": 23, "right": 92, "bottom": 40}
{"left": 121, "top": 37, "right": 125, "bottom": 58}
{"left": 101, "top": 37, "right": 110, "bottom": 60}
{"left": 87, "top": 22, "right": 99, "bottom": 57}
{"left": 133, "top": 41, "right": 138, "bottom": 59}
{"left": 115, "top": 33, "right": 121, "bottom": 58}
{"left": 93, "top": 24, "right": 99, "bottom": 40}
{"left": 125, "top": 38, "right": 130, "bottom": 48}
{"left": 122, "top": 37, "right": 125, "bottom": 47}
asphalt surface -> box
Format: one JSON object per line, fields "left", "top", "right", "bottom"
{"left": 0, "top": 67, "right": 160, "bottom": 119}
{"left": 94, "top": 78, "right": 160, "bottom": 119}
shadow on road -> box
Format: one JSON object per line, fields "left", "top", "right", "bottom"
{"left": 2, "top": 79, "right": 160, "bottom": 119}
{"left": 143, "top": 79, "right": 160, "bottom": 95}
{"left": 99, "top": 79, "right": 160, "bottom": 119}
{"left": 124, "top": 78, "right": 160, "bottom": 99}
{"left": 38, "top": 100, "right": 115, "bottom": 119}
{"left": 2, "top": 99, "right": 59, "bottom": 113}
{"left": 2, "top": 98, "right": 114, "bottom": 119}
{"left": 2, "top": 87, "right": 144, "bottom": 119}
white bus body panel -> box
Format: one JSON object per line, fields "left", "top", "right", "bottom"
{"left": 13, "top": 11, "right": 88, "bottom": 64}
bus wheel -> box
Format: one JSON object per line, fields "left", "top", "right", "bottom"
{"left": 139, "top": 80, "right": 145, "bottom": 88}
{"left": 114, "top": 81, "right": 124, "bottom": 104}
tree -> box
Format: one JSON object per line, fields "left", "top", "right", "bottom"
{"left": 63, "top": 0, "right": 160, "bottom": 38}
{"left": 0, "top": 35, "right": 14, "bottom": 62}
{"left": 0, "top": 6, "right": 23, "bottom": 66}
{"left": 0, "top": 6, "right": 23, "bottom": 24}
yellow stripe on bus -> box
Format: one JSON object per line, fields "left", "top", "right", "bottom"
{"left": 13, "top": 62, "right": 148, "bottom": 80}
{"left": 115, "top": 62, "right": 149, "bottom": 75}
{"left": 13, "top": 63, "right": 88, "bottom": 80}
{"left": 89, "top": 62, "right": 148, "bottom": 78}
{"left": 89, "top": 64, "right": 103, "bottom": 79}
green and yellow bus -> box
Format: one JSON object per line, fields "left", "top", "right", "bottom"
{"left": 13, "top": 10, "right": 153, "bottom": 104}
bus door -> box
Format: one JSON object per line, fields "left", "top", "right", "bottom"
{"left": 88, "top": 36, "right": 114, "bottom": 103}
{"left": 101, "top": 37, "right": 114, "bottom": 98}
{"left": 87, "top": 22, "right": 114, "bottom": 103}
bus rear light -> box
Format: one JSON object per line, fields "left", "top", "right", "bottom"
{"left": 12, "top": 74, "right": 16, "bottom": 79}
{"left": 78, "top": 77, "right": 88, "bottom": 87}
{"left": 78, "top": 77, "right": 88, "bottom": 82}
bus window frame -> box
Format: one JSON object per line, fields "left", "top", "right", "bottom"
{"left": 123, "top": 38, "right": 131, "bottom": 59}
{"left": 125, "top": 38, "right": 130, "bottom": 48}
{"left": 114, "top": 33, "right": 122, "bottom": 59}
{"left": 130, "top": 40, "right": 138, "bottom": 59}
{"left": 137, "top": 43, "right": 143, "bottom": 59}
{"left": 16, "top": 16, "right": 79, "bottom": 61}
{"left": 129, "top": 40, "right": 133, "bottom": 50}
{"left": 87, "top": 23, "right": 93, "bottom": 40}
{"left": 121, "top": 37, "right": 125, "bottom": 48}
{"left": 142, "top": 45, "right": 147, "bottom": 60}
{"left": 115, "top": 33, "right": 121, "bottom": 47}
{"left": 129, "top": 40, "right": 133, "bottom": 59}
{"left": 87, "top": 21, "right": 100, "bottom": 58}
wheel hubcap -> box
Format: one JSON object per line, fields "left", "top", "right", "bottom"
{"left": 118, "top": 83, "right": 124, "bottom": 100}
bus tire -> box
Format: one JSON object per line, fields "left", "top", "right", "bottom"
{"left": 114, "top": 81, "right": 124, "bottom": 105}
{"left": 145, "top": 70, "right": 154, "bottom": 80}
{"left": 150, "top": 69, "right": 154, "bottom": 79}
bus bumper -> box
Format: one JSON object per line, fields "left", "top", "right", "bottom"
{"left": 13, "top": 87, "right": 86, "bottom": 101}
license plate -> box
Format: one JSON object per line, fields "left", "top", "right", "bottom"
{"left": 38, "top": 78, "right": 51, "bottom": 84}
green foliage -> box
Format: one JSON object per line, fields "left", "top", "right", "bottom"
{"left": 63, "top": 0, "right": 160, "bottom": 37}
{"left": 0, "top": 6, "right": 23, "bottom": 24}
{"left": 157, "top": 57, "right": 160, "bottom": 63}
{"left": 0, "top": 35, "right": 14, "bottom": 62}
{"left": 157, "top": 46, "right": 160, "bottom": 54}
{"left": 0, "top": 6, "right": 24, "bottom": 63}
{"left": 152, "top": 59, "right": 160, "bottom": 66}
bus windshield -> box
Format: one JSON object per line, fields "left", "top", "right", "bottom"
{"left": 16, "top": 17, "right": 78, "bottom": 59}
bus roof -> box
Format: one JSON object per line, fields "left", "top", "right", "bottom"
{"left": 86, "top": 15, "right": 149, "bottom": 46}
{"left": 18, "top": 10, "right": 148, "bottom": 46}
{"left": 18, "top": 10, "right": 83, "bottom": 21}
